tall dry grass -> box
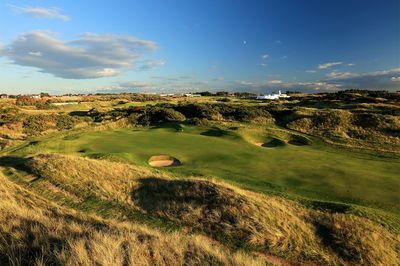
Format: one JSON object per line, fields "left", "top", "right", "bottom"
{"left": 0, "top": 172, "right": 265, "bottom": 266}
{"left": 20, "top": 154, "right": 400, "bottom": 265}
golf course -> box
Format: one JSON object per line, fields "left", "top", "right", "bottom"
{"left": 1, "top": 91, "right": 400, "bottom": 265}
{"left": 10, "top": 123, "right": 400, "bottom": 215}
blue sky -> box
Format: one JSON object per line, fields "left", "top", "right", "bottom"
{"left": 0, "top": 0, "right": 399, "bottom": 94}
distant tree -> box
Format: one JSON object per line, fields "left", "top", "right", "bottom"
{"left": 216, "top": 91, "right": 229, "bottom": 97}
{"left": 196, "top": 91, "right": 214, "bottom": 96}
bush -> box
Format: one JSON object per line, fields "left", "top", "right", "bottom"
{"left": 174, "top": 104, "right": 222, "bottom": 120}
{"left": 55, "top": 115, "right": 78, "bottom": 130}
{"left": 23, "top": 115, "right": 55, "bottom": 135}
{"left": 128, "top": 113, "right": 142, "bottom": 125}
{"left": 127, "top": 107, "right": 185, "bottom": 126}
{"left": 23, "top": 114, "right": 79, "bottom": 135}
{"left": 148, "top": 107, "right": 186, "bottom": 123}
{"left": 189, "top": 117, "right": 209, "bottom": 126}
{"left": 217, "top": 98, "right": 232, "bottom": 102}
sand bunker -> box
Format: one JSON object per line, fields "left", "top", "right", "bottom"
{"left": 256, "top": 138, "right": 286, "bottom": 148}
{"left": 148, "top": 155, "right": 181, "bottom": 167}
{"left": 288, "top": 135, "right": 311, "bottom": 146}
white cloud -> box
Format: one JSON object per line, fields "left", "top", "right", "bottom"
{"left": 233, "top": 79, "right": 341, "bottom": 92}
{"left": 261, "top": 54, "right": 269, "bottom": 59}
{"left": 0, "top": 43, "right": 5, "bottom": 54}
{"left": 324, "top": 67, "right": 400, "bottom": 90}
{"left": 28, "top": 51, "right": 42, "bottom": 57}
{"left": 9, "top": 5, "right": 70, "bottom": 21}
{"left": 137, "top": 59, "right": 165, "bottom": 70}
{"left": 318, "top": 61, "right": 343, "bottom": 69}
{"left": 1, "top": 31, "right": 159, "bottom": 79}
{"left": 95, "top": 68, "right": 119, "bottom": 77}
{"left": 260, "top": 63, "right": 267, "bottom": 67}
{"left": 151, "top": 75, "right": 193, "bottom": 81}
{"left": 347, "top": 63, "right": 355, "bottom": 67}
{"left": 306, "top": 70, "right": 316, "bottom": 73}
{"left": 391, "top": 76, "right": 400, "bottom": 82}
{"left": 119, "top": 81, "right": 155, "bottom": 88}
{"left": 326, "top": 71, "right": 355, "bottom": 79}
{"left": 212, "top": 77, "right": 224, "bottom": 81}
{"left": 268, "top": 80, "right": 282, "bottom": 84}
{"left": 275, "top": 40, "right": 282, "bottom": 44}
{"left": 237, "top": 80, "right": 254, "bottom": 86}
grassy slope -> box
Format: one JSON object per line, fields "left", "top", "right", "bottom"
{"left": 0, "top": 169, "right": 265, "bottom": 266}
{"left": 1, "top": 154, "right": 399, "bottom": 265}
{"left": 11, "top": 124, "right": 400, "bottom": 216}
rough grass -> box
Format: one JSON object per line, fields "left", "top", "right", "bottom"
{"left": 0, "top": 171, "right": 265, "bottom": 266}
{"left": 287, "top": 108, "right": 400, "bottom": 152}
{"left": 26, "top": 153, "right": 163, "bottom": 203}
{"left": 7, "top": 153, "right": 399, "bottom": 265}
{"left": 131, "top": 177, "right": 330, "bottom": 263}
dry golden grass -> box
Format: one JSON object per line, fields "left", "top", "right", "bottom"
{"left": 21, "top": 154, "right": 400, "bottom": 265}
{"left": 312, "top": 213, "right": 400, "bottom": 265}
{"left": 131, "top": 177, "right": 330, "bottom": 263}
{"left": 26, "top": 153, "right": 164, "bottom": 202}
{"left": 0, "top": 172, "right": 265, "bottom": 266}
{"left": 287, "top": 108, "right": 400, "bottom": 152}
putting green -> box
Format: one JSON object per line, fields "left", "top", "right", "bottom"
{"left": 13, "top": 125, "right": 400, "bottom": 215}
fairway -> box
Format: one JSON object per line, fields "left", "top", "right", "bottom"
{"left": 15, "top": 125, "right": 400, "bottom": 215}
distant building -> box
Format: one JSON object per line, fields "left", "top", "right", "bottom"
{"left": 256, "top": 90, "right": 290, "bottom": 100}
{"left": 31, "top": 94, "right": 41, "bottom": 99}
{"left": 0, "top": 94, "right": 8, "bottom": 99}
{"left": 184, "top": 93, "right": 201, "bottom": 97}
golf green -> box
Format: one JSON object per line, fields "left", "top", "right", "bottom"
{"left": 15, "top": 125, "right": 400, "bottom": 215}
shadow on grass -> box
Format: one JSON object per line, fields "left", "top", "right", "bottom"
{"left": 303, "top": 200, "right": 353, "bottom": 213}
{"left": 151, "top": 122, "right": 185, "bottom": 132}
{"left": 0, "top": 156, "right": 31, "bottom": 172}
{"left": 261, "top": 138, "right": 286, "bottom": 148}
{"left": 200, "top": 127, "right": 231, "bottom": 137}
{"left": 131, "top": 178, "right": 225, "bottom": 215}
{"left": 69, "top": 110, "right": 88, "bottom": 117}
{"left": 288, "top": 135, "right": 312, "bottom": 146}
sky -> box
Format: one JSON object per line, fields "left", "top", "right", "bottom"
{"left": 0, "top": 0, "right": 399, "bottom": 94}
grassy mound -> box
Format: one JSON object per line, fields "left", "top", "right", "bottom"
{"left": 131, "top": 178, "right": 326, "bottom": 261}
{"left": 25, "top": 153, "right": 162, "bottom": 202}
{"left": 6, "top": 153, "right": 399, "bottom": 265}
{"left": 287, "top": 109, "right": 400, "bottom": 151}
{"left": 131, "top": 177, "right": 400, "bottom": 265}
{"left": 0, "top": 172, "right": 263, "bottom": 266}
{"left": 313, "top": 213, "right": 400, "bottom": 265}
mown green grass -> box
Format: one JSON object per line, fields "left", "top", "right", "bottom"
{"left": 10, "top": 124, "right": 400, "bottom": 216}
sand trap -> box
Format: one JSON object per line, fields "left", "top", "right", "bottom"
{"left": 288, "top": 135, "right": 311, "bottom": 146}
{"left": 288, "top": 140, "right": 307, "bottom": 146}
{"left": 148, "top": 155, "right": 181, "bottom": 167}
{"left": 255, "top": 138, "right": 286, "bottom": 148}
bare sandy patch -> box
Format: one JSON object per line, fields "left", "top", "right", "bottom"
{"left": 148, "top": 155, "right": 181, "bottom": 167}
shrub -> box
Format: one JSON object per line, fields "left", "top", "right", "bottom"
{"left": 217, "top": 97, "right": 232, "bottom": 102}
{"left": 55, "top": 115, "right": 78, "bottom": 130}
{"left": 189, "top": 117, "right": 209, "bottom": 126}
{"left": 23, "top": 115, "right": 55, "bottom": 135}
{"left": 148, "top": 107, "right": 186, "bottom": 123}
